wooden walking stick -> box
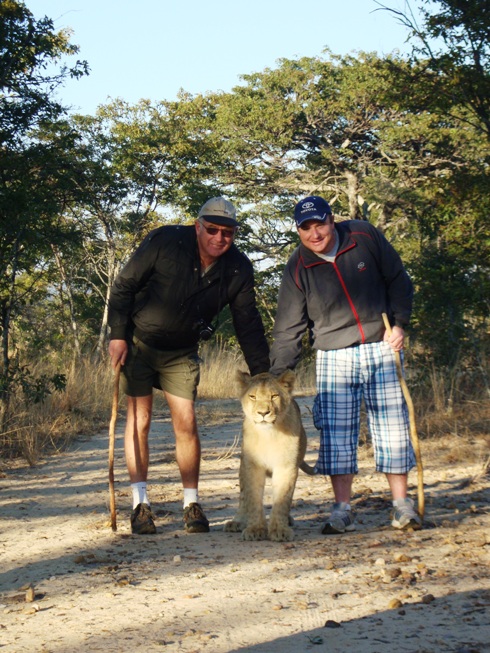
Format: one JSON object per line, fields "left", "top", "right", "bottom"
{"left": 108, "top": 361, "right": 121, "bottom": 532}
{"left": 382, "top": 313, "right": 425, "bottom": 520}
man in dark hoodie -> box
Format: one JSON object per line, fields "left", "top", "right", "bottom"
{"left": 108, "top": 197, "right": 269, "bottom": 535}
{"left": 270, "top": 195, "right": 421, "bottom": 534}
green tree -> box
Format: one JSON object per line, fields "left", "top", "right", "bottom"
{"left": 193, "top": 50, "right": 489, "bottom": 370}
{"left": 377, "top": 0, "right": 490, "bottom": 139}
{"left": 36, "top": 96, "right": 229, "bottom": 361}
{"left": 0, "top": 1, "right": 87, "bottom": 423}
{"left": 0, "top": 0, "right": 87, "bottom": 143}
{"left": 374, "top": 0, "right": 490, "bottom": 374}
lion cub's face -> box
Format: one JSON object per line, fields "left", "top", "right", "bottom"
{"left": 237, "top": 371, "right": 295, "bottom": 426}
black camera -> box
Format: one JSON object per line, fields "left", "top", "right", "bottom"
{"left": 196, "top": 319, "right": 215, "bottom": 342}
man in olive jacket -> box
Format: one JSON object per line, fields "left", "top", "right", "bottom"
{"left": 109, "top": 197, "right": 269, "bottom": 535}
{"left": 270, "top": 195, "right": 421, "bottom": 534}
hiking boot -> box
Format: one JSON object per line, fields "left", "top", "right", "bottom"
{"left": 130, "top": 502, "right": 156, "bottom": 535}
{"left": 391, "top": 497, "right": 422, "bottom": 530}
{"left": 183, "top": 502, "right": 210, "bottom": 533}
{"left": 321, "top": 502, "right": 356, "bottom": 535}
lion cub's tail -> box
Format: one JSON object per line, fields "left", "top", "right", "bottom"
{"left": 300, "top": 461, "right": 317, "bottom": 476}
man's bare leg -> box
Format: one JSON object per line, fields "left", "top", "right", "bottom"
{"left": 387, "top": 472, "right": 421, "bottom": 529}
{"left": 329, "top": 473, "right": 354, "bottom": 503}
{"left": 124, "top": 395, "right": 153, "bottom": 483}
{"left": 322, "top": 473, "right": 356, "bottom": 535}
{"left": 124, "top": 394, "right": 156, "bottom": 534}
{"left": 386, "top": 472, "right": 408, "bottom": 500}
{"left": 164, "top": 391, "right": 209, "bottom": 532}
{"left": 164, "top": 392, "right": 200, "bottom": 488}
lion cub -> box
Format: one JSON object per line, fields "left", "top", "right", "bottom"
{"left": 224, "top": 370, "right": 315, "bottom": 542}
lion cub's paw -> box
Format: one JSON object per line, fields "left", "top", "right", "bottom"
{"left": 242, "top": 524, "right": 268, "bottom": 541}
{"left": 268, "top": 524, "right": 294, "bottom": 542}
{"left": 223, "top": 520, "right": 244, "bottom": 533}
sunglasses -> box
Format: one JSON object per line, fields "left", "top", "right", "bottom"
{"left": 199, "top": 220, "right": 237, "bottom": 239}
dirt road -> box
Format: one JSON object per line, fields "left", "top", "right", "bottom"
{"left": 1, "top": 397, "right": 489, "bottom": 652}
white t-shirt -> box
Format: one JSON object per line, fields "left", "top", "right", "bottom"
{"left": 316, "top": 230, "right": 339, "bottom": 262}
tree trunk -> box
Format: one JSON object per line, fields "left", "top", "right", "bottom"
{"left": 345, "top": 170, "right": 360, "bottom": 220}
{"left": 95, "top": 252, "right": 121, "bottom": 361}
{"left": 51, "top": 245, "right": 82, "bottom": 359}
{"left": 0, "top": 237, "right": 20, "bottom": 432}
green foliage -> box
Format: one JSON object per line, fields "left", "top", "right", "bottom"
{"left": 0, "top": 1, "right": 89, "bottom": 425}
{"left": 14, "top": 367, "right": 66, "bottom": 404}
{"left": 378, "top": 0, "right": 490, "bottom": 139}
{"left": 411, "top": 247, "right": 487, "bottom": 365}
{"left": 0, "top": 0, "right": 488, "bottom": 398}
{"left": 0, "top": 0, "right": 88, "bottom": 144}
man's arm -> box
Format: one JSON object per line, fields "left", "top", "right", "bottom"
{"left": 375, "top": 227, "right": 414, "bottom": 329}
{"left": 229, "top": 271, "right": 270, "bottom": 375}
{"left": 108, "top": 231, "right": 160, "bottom": 340}
{"left": 372, "top": 226, "right": 413, "bottom": 352}
{"left": 108, "top": 339, "right": 128, "bottom": 368}
{"left": 269, "top": 264, "right": 309, "bottom": 375}
{"left": 383, "top": 325, "right": 406, "bottom": 352}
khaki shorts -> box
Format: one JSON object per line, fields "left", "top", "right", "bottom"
{"left": 121, "top": 336, "right": 201, "bottom": 400}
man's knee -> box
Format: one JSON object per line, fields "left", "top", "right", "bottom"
{"left": 173, "top": 419, "right": 199, "bottom": 442}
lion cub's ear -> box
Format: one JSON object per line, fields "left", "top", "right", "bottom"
{"left": 236, "top": 370, "right": 251, "bottom": 391}
{"left": 276, "top": 369, "right": 296, "bottom": 393}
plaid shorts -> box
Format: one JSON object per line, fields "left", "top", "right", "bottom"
{"left": 313, "top": 341, "right": 415, "bottom": 475}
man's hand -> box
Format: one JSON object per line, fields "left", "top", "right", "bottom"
{"left": 109, "top": 339, "right": 128, "bottom": 368}
{"left": 384, "top": 325, "right": 405, "bottom": 352}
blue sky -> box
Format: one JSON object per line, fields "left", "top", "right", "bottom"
{"left": 27, "top": 1, "right": 414, "bottom": 115}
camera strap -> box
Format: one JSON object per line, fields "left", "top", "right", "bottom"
{"left": 195, "top": 258, "right": 227, "bottom": 332}
{"left": 211, "top": 259, "right": 226, "bottom": 330}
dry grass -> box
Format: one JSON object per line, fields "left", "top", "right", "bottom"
{"left": 0, "top": 358, "right": 113, "bottom": 466}
{"left": 426, "top": 432, "right": 490, "bottom": 465}
{"left": 197, "top": 342, "right": 247, "bottom": 399}
{"left": 197, "top": 343, "right": 317, "bottom": 398}
{"left": 1, "top": 344, "right": 489, "bottom": 467}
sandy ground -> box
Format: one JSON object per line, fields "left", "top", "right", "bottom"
{"left": 0, "top": 395, "right": 489, "bottom": 653}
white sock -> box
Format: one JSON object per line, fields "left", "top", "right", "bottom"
{"left": 393, "top": 497, "right": 411, "bottom": 507}
{"left": 183, "top": 488, "right": 198, "bottom": 508}
{"left": 131, "top": 482, "right": 150, "bottom": 509}
{"left": 334, "top": 502, "right": 351, "bottom": 511}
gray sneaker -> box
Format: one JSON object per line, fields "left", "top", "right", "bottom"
{"left": 391, "top": 497, "right": 422, "bottom": 530}
{"left": 321, "top": 502, "right": 356, "bottom": 535}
